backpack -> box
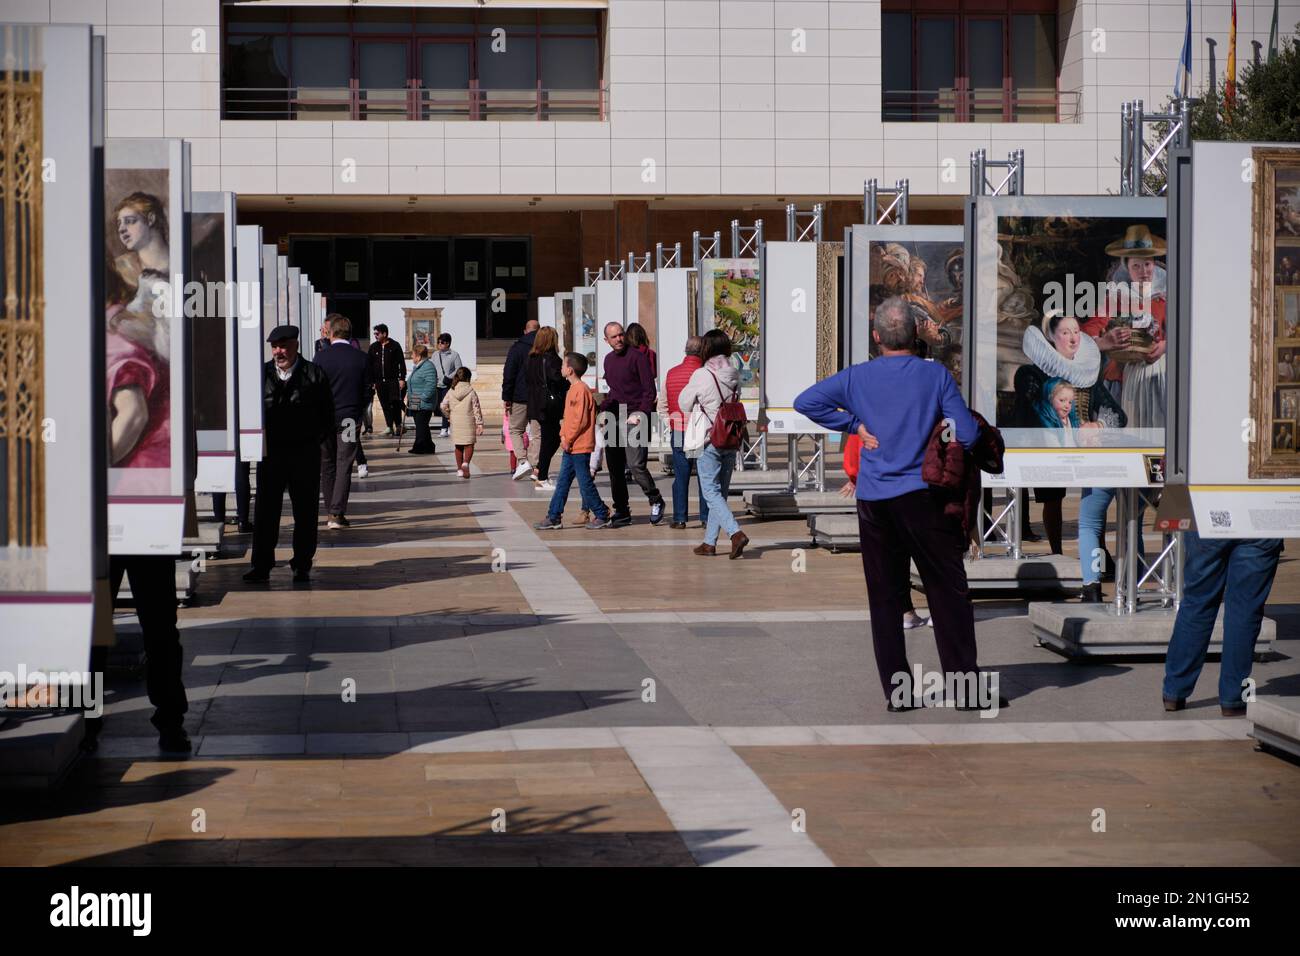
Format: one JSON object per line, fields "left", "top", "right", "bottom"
{"left": 704, "top": 369, "right": 746, "bottom": 451}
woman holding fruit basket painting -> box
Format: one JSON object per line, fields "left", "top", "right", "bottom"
{"left": 1079, "top": 225, "right": 1168, "bottom": 431}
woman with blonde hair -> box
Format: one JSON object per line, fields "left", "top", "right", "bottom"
{"left": 524, "top": 325, "right": 567, "bottom": 490}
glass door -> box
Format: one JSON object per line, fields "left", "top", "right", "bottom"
{"left": 915, "top": 16, "right": 957, "bottom": 122}
{"left": 965, "top": 17, "right": 1007, "bottom": 122}
{"left": 357, "top": 40, "right": 409, "bottom": 120}
{"left": 419, "top": 39, "right": 474, "bottom": 119}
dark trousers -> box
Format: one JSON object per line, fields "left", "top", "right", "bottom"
{"left": 433, "top": 386, "right": 448, "bottom": 428}
{"left": 211, "top": 460, "right": 252, "bottom": 525}
{"left": 377, "top": 382, "right": 403, "bottom": 432}
{"left": 857, "top": 490, "right": 978, "bottom": 700}
{"left": 535, "top": 416, "right": 561, "bottom": 480}
{"left": 108, "top": 555, "right": 188, "bottom": 732}
{"left": 251, "top": 449, "right": 321, "bottom": 573}
{"left": 411, "top": 408, "right": 436, "bottom": 452}
{"left": 604, "top": 408, "right": 662, "bottom": 516}
{"left": 355, "top": 438, "right": 367, "bottom": 466}
{"left": 320, "top": 426, "right": 359, "bottom": 518}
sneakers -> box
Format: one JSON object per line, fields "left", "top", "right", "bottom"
{"left": 903, "top": 611, "right": 930, "bottom": 630}
{"left": 533, "top": 517, "right": 564, "bottom": 531}
{"left": 610, "top": 513, "right": 632, "bottom": 528}
{"left": 586, "top": 516, "right": 612, "bottom": 530}
{"left": 440, "top": 427, "right": 450, "bottom": 437}
{"left": 535, "top": 479, "right": 556, "bottom": 492}
{"left": 513, "top": 461, "right": 534, "bottom": 480}
{"left": 649, "top": 500, "right": 665, "bottom": 525}
{"left": 460, "top": 465, "right": 470, "bottom": 479}
{"left": 357, "top": 464, "right": 369, "bottom": 478}
{"left": 336, "top": 515, "right": 350, "bottom": 527}
{"left": 327, "top": 518, "right": 343, "bottom": 530}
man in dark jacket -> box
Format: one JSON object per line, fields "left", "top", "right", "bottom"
{"left": 246, "top": 325, "right": 335, "bottom": 584}
{"left": 367, "top": 323, "right": 406, "bottom": 436}
{"left": 314, "top": 313, "right": 371, "bottom": 530}
{"left": 503, "top": 319, "right": 539, "bottom": 479}
{"left": 601, "top": 321, "right": 665, "bottom": 526}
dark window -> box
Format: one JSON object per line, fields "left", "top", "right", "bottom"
{"left": 881, "top": 2, "right": 1060, "bottom": 123}
{"left": 222, "top": 3, "right": 604, "bottom": 121}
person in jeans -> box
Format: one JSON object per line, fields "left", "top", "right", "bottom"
{"left": 794, "top": 297, "right": 986, "bottom": 710}
{"left": 1162, "top": 532, "right": 1284, "bottom": 717}
{"left": 1077, "top": 488, "right": 1149, "bottom": 602}
{"left": 406, "top": 343, "right": 439, "bottom": 455}
{"left": 600, "top": 322, "right": 666, "bottom": 526}
{"left": 503, "top": 319, "right": 539, "bottom": 479}
{"left": 658, "top": 335, "right": 707, "bottom": 529}
{"left": 679, "top": 329, "right": 749, "bottom": 558}
{"left": 525, "top": 326, "right": 567, "bottom": 490}
{"left": 534, "top": 352, "right": 610, "bottom": 530}
{"left": 431, "top": 332, "right": 463, "bottom": 438}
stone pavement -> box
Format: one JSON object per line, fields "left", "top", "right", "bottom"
{"left": 3, "top": 432, "right": 1299, "bottom": 866}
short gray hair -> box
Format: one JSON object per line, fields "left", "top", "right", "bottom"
{"left": 873, "top": 297, "right": 915, "bottom": 350}
{"left": 327, "top": 313, "right": 352, "bottom": 339}
{"left": 684, "top": 335, "right": 703, "bottom": 357}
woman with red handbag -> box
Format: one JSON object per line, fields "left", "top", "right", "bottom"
{"left": 678, "top": 329, "right": 750, "bottom": 558}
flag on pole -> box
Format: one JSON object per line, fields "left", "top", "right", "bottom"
{"left": 1173, "top": 0, "right": 1193, "bottom": 98}
{"left": 1226, "top": 0, "right": 1238, "bottom": 117}
{"left": 1269, "top": 0, "right": 1280, "bottom": 63}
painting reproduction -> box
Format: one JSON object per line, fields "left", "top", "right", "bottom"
{"left": 988, "top": 209, "right": 1167, "bottom": 448}
{"left": 1251, "top": 148, "right": 1300, "bottom": 476}
{"left": 699, "top": 258, "right": 761, "bottom": 407}
{"left": 404, "top": 307, "right": 442, "bottom": 357}
{"left": 867, "top": 239, "right": 962, "bottom": 382}
{"left": 576, "top": 288, "right": 597, "bottom": 369}
{"left": 190, "top": 208, "right": 229, "bottom": 433}
{"left": 105, "top": 164, "right": 177, "bottom": 495}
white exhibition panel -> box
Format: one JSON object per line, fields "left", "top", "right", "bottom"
{"left": 299, "top": 277, "right": 313, "bottom": 334}
{"left": 537, "top": 296, "right": 555, "bottom": 332}
{"left": 106, "top": 136, "right": 191, "bottom": 555}
{"left": 192, "top": 191, "right": 238, "bottom": 493}
{"left": 368, "top": 300, "right": 478, "bottom": 383}
{"left": 594, "top": 279, "right": 625, "bottom": 393}
{"left": 236, "top": 226, "right": 266, "bottom": 462}
{"left": 0, "top": 24, "right": 101, "bottom": 677}
{"left": 283, "top": 262, "right": 296, "bottom": 328}
{"left": 763, "top": 242, "right": 829, "bottom": 434}
{"left": 554, "top": 292, "right": 573, "bottom": 352}
{"left": 572, "top": 285, "right": 597, "bottom": 388}
{"left": 261, "top": 244, "right": 278, "bottom": 353}
{"left": 984, "top": 451, "right": 1160, "bottom": 489}
{"left": 1186, "top": 140, "right": 1300, "bottom": 536}
{"left": 654, "top": 268, "right": 693, "bottom": 402}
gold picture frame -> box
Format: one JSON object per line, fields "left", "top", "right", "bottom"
{"left": 816, "top": 241, "right": 843, "bottom": 380}
{"left": 1249, "top": 147, "right": 1300, "bottom": 476}
{"left": 402, "top": 306, "right": 442, "bottom": 359}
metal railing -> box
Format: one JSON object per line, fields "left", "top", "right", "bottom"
{"left": 883, "top": 87, "right": 1080, "bottom": 123}
{"left": 222, "top": 84, "right": 607, "bottom": 122}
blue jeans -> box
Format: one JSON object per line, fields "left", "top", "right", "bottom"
{"left": 1163, "top": 532, "right": 1283, "bottom": 707}
{"left": 1077, "top": 487, "right": 1149, "bottom": 584}
{"left": 697, "top": 445, "right": 739, "bottom": 544}
{"left": 547, "top": 451, "right": 609, "bottom": 523}
{"left": 670, "top": 430, "right": 708, "bottom": 526}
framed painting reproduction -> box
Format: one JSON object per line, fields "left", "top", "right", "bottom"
{"left": 1250, "top": 147, "right": 1300, "bottom": 477}
{"left": 105, "top": 137, "right": 191, "bottom": 553}
{"left": 236, "top": 225, "right": 266, "bottom": 463}
{"left": 698, "top": 258, "right": 761, "bottom": 418}
{"left": 404, "top": 307, "right": 442, "bottom": 358}
{"left": 191, "top": 191, "right": 238, "bottom": 494}
{"left": 1, "top": 24, "right": 106, "bottom": 675}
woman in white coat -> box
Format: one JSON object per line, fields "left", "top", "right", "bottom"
{"left": 679, "top": 329, "right": 750, "bottom": 558}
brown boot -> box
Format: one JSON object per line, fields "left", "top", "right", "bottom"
{"left": 728, "top": 530, "right": 750, "bottom": 559}
{"left": 693, "top": 543, "right": 716, "bottom": 556}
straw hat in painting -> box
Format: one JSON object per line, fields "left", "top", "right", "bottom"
{"left": 1104, "top": 224, "right": 1167, "bottom": 258}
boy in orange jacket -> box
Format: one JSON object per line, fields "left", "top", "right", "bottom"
{"left": 534, "top": 353, "right": 611, "bottom": 530}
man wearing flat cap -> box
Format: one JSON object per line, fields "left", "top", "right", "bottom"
{"left": 246, "top": 325, "right": 335, "bottom": 583}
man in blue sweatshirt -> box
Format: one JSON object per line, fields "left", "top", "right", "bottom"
{"left": 795, "top": 297, "right": 982, "bottom": 709}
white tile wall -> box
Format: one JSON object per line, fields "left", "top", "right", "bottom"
{"left": 25, "top": 0, "right": 1299, "bottom": 198}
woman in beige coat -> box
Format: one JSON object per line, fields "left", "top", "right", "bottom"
{"left": 440, "top": 366, "right": 484, "bottom": 478}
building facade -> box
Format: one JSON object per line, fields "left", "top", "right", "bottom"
{"left": 20, "top": 0, "right": 1299, "bottom": 334}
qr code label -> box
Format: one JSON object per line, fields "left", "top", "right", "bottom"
{"left": 1209, "top": 510, "right": 1232, "bottom": 529}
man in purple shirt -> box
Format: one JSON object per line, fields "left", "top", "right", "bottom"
{"left": 600, "top": 321, "right": 665, "bottom": 526}
{"left": 795, "top": 298, "right": 984, "bottom": 710}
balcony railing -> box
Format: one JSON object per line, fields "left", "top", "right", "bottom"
{"left": 883, "top": 87, "right": 1080, "bottom": 124}
{"left": 223, "top": 84, "right": 607, "bottom": 122}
